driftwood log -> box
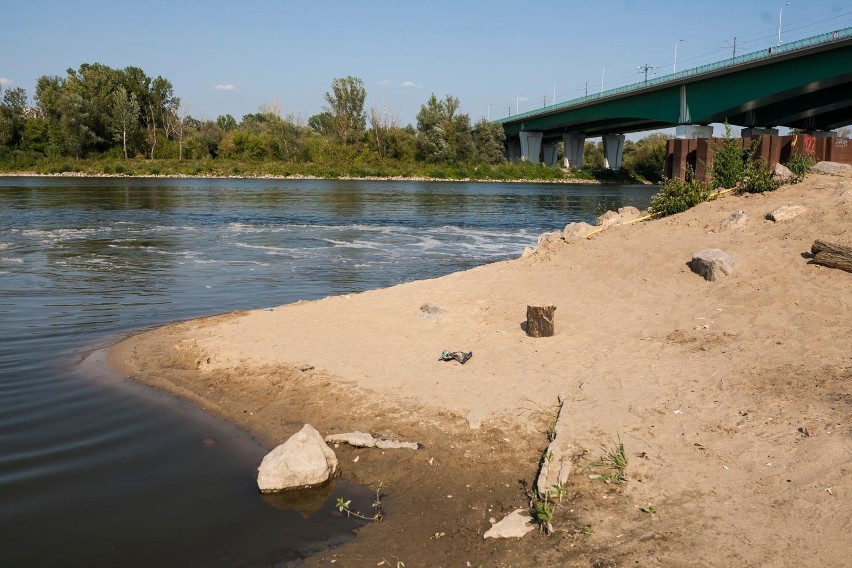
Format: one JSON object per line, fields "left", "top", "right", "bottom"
{"left": 812, "top": 239, "right": 852, "bottom": 273}
{"left": 526, "top": 305, "right": 556, "bottom": 337}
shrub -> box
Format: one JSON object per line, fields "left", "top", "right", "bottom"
{"left": 649, "top": 167, "right": 713, "bottom": 217}
{"left": 740, "top": 154, "right": 780, "bottom": 193}
{"left": 711, "top": 123, "right": 745, "bottom": 189}
{"left": 785, "top": 151, "right": 817, "bottom": 183}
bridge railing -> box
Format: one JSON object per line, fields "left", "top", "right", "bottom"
{"left": 496, "top": 26, "right": 852, "bottom": 124}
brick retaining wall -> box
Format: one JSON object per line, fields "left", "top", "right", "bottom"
{"left": 665, "top": 134, "right": 852, "bottom": 182}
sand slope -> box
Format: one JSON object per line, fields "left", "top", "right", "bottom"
{"left": 110, "top": 172, "right": 852, "bottom": 567}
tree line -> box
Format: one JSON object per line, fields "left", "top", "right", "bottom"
{"left": 0, "top": 63, "right": 668, "bottom": 180}
{"left": 0, "top": 66, "right": 506, "bottom": 165}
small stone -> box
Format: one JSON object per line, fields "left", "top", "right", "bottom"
{"left": 720, "top": 211, "right": 748, "bottom": 231}
{"left": 809, "top": 161, "right": 852, "bottom": 176}
{"left": 324, "top": 432, "right": 377, "bottom": 448}
{"left": 258, "top": 424, "right": 338, "bottom": 493}
{"left": 375, "top": 439, "right": 420, "bottom": 450}
{"left": 617, "top": 206, "right": 642, "bottom": 222}
{"left": 563, "top": 221, "right": 594, "bottom": 239}
{"left": 483, "top": 509, "right": 536, "bottom": 539}
{"left": 688, "top": 249, "right": 736, "bottom": 281}
{"left": 771, "top": 163, "right": 794, "bottom": 183}
{"left": 595, "top": 210, "right": 621, "bottom": 227}
{"left": 766, "top": 205, "right": 806, "bottom": 222}
{"left": 536, "top": 231, "right": 563, "bottom": 248}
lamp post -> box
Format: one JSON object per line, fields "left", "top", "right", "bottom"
{"left": 516, "top": 94, "right": 524, "bottom": 115}
{"left": 600, "top": 66, "right": 608, "bottom": 94}
{"left": 674, "top": 39, "right": 684, "bottom": 73}
{"left": 553, "top": 82, "right": 559, "bottom": 105}
{"left": 779, "top": 2, "right": 790, "bottom": 46}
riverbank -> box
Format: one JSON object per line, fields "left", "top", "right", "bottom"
{"left": 108, "top": 171, "right": 852, "bottom": 566}
{"left": 0, "top": 157, "right": 652, "bottom": 185}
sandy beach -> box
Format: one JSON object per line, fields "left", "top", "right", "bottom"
{"left": 108, "top": 171, "right": 851, "bottom": 567}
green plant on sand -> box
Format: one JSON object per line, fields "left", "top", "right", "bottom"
{"left": 336, "top": 481, "right": 386, "bottom": 522}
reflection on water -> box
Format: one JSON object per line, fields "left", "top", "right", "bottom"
{"left": 0, "top": 176, "right": 654, "bottom": 566}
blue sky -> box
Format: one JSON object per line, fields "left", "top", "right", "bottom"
{"left": 2, "top": 0, "right": 851, "bottom": 130}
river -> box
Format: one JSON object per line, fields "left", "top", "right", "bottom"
{"left": 0, "top": 176, "right": 654, "bottom": 567}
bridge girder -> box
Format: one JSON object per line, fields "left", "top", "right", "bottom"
{"left": 499, "top": 37, "right": 852, "bottom": 138}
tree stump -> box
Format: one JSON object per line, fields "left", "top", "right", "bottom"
{"left": 812, "top": 239, "right": 852, "bottom": 273}
{"left": 526, "top": 305, "right": 556, "bottom": 337}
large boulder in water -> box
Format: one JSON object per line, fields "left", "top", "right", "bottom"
{"left": 257, "top": 424, "right": 338, "bottom": 493}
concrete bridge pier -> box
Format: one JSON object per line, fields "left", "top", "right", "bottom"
{"left": 519, "top": 131, "right": 543, "bottom": 162}
{"left": 562, "top": 133, "right": 585, "bottom": 168}
{"left": 506, "top": 139, "right": 521, "bottom": 162}
{"left": 542, "top": 142, "right": 559, "bottom": 166}
{"left": 676, "top": 125, "right": 714, "bottom": 139}
{"left": 602, "top": 134, "right": 625, "bottom": 169}
{"left": 741, "top": 127, "right": 779, "bottom": 137}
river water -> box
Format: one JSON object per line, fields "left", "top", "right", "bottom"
{"left": 0, "top": 176, "right": 654, "bottom": 567}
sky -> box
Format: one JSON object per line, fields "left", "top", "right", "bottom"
{"left": 2, "top": 0, "right": 851, "bottom": 132}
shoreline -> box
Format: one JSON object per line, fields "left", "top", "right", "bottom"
{"left": 0, "top": 170, "right": 651, "bottom": 185}
{"left": 107, "top": 171, "right": 852, "bottom": 566}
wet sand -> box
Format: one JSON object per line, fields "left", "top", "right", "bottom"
{"left": 109, "top": 171, "right": 852, "bottom": 567}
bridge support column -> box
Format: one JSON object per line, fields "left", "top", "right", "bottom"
{"left": 741, "top": 127, "right": 779, "bottom": 137}
{"left": 602, "top": 134, "right": 625, "bottom": 169}
{"left": 542, "top": 142, "right": 559, "bottom": 166}
{"left": 804, "top": 130, "right": 838, "bottom": 138}
{"left": 675, "top": 125, "right": 714, "bottom": 139}
{"left": 562, "top": 133, "right": 585, "bottom": 168}
{"left": 506, "top": 139, "right": 521, "bottom": 162}
{"left": 519, "top": 131, "right": 543, "bottom": 163}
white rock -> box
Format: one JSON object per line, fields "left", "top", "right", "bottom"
{"left": 324, "top": 431, "right": 376, "bottom": 448}
{"left": 483, "top": 509, "right": 536, "bottom": 539}
{"left": 720, "top": 211, "right": 748, "bottom": 231}
{"left": 562, "top": 221, "right": 594, "bottom": 239}
{"left": 257, "top": 424, "right": 338, "bottom": 492}
{"left": 809, "top": 161, "right": 852, "bottom": 176}
{"left": 688, "top": 249, "right": 736, "bottom": 282}
{"left": 617, "top": 206, "right": 643, "bottom": 222}
{"left": 520, "top": 246, "right": 535, "bottom": 259}
{"left": 771, "top": 163, "right": 794, "bottom": 183}
{"left": 595, "top": 210, "right": 621, "bottom": 227}
{"left": 766, "top": 205, "right": 806, "bottom": 222}
{"left": 536, "top": 231, "right": 563, "bottom": 248}
{"left": 375, "top": 439, "right": 420, "bottom": 450}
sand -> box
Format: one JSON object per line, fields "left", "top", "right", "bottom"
{"left": 108, "top": 171, "right": 852, "bottom": 567}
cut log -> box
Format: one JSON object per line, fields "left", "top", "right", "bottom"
{"left": 526, "top": 305, "right": 556, "bottom": 337}
{"left": 814, "top": 251, "right": 852, "bottom": 273}
{"left": 812, "top": 239, "right": 852, "bottom": 257}
{"left": 811, "top": 240, "right": 852, "bottom": 273}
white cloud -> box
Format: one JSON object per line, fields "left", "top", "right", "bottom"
{"left": 378, "top": 79, "right": 393, "bottom": 86}
{"left": 213, "top": 83, "right": 239, "bottom": 92}
{"left": 400, "top": 80, "right": 422, "bottom": 89}
{"left": 0, "top": 77, "right": 13, "bottom": 86}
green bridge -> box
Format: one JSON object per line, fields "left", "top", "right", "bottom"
{"left": 495, "top": 27, "right": 852, "bottom": 168}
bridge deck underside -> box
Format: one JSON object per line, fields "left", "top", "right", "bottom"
{"left": 501, "top": 41, "right": 852, "bottom": 138}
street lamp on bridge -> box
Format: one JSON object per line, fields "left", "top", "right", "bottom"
{"left": 779, "top": 2, "right": 791, "bottom": 46}
{"left": 674, "top": 39, "right": 684, "bottom": 73}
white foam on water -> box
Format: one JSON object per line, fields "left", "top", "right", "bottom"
{"left": 1, "top": 257, "right": 23, "bottom": 264}
{"left": 0, "top": 243, "right": 11, "bottom": 250}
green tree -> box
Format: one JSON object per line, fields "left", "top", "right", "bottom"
{"left": 216, "top": 114, "right": 237, "bottom": 130}
{"left": 0, "top": 86, "right": 28, "bottom": 148}
{"left": 622, "top": 133, "right": 668, "bottom": 181}
{"left": 472, "top": 118, "right": 506, "bottom": 164}
{"left": 35, "top": 75, "right": 65, "bottom": 155}
{"left": 324, "top": 76, "right": 366, "bottom": 146}
{"left": 57, "top": 90, "right": 95, "bottom": 158}
{"left": 308, "top": 111, "right": 334, "bottom": 137}
{"left": 415, "top": 94, "right": 473, "bottom": 163}
{"left": 108, "top": 86, "right": 140, "bottom": 159}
